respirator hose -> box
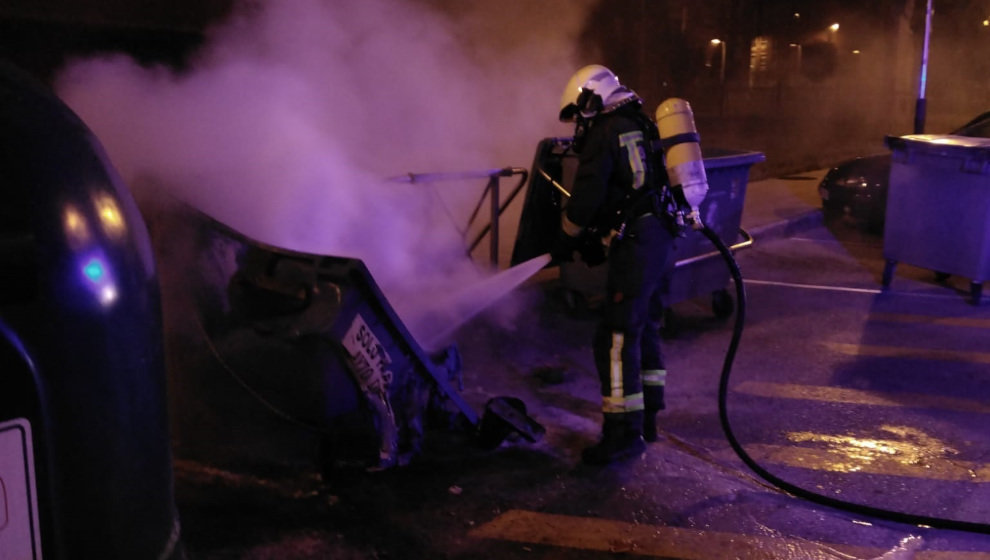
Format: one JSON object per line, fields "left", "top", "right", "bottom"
{"left": 699, "top": 225, "right": 990, "bottom": 535}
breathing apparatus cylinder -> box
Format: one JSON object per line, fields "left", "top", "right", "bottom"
{"left": 655, "top": 98, "right": 709, "bottom": 228}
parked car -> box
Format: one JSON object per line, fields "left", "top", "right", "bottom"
{"left": 818, "top": 110, "right": 990, "bottom": 231}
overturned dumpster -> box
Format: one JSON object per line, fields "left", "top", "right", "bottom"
{"left": 155, "top": 207, "right": 543, "bottom": 473}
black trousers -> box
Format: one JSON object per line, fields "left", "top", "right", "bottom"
{"left": 592, "top": 216, "right": 675, "bottom": 417}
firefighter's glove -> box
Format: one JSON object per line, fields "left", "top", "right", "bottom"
{"left": 550, "top": 230, "right": 577, "bottom": 264}
{"left": 688, "top": 208, "right": 704, "bottom": 230}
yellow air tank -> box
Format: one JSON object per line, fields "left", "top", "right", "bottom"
{"left": 655, "top": 98, "right": 709, "bottom": 225}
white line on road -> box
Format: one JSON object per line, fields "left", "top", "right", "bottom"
{"left": 745, "top": 278, "right": 966, "bottom": 301}
{"left": 825, "top": 341, "right": 990, "bottom": 365}
{"left": 735, "top": 380, "right": 990, "bottom": 415}
{"left": 469, "top": 509, "right": 990, "bottom": 559}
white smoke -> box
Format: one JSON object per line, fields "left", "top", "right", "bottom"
{"left": 55, "top": 0, "right": 593, "bottom": 345}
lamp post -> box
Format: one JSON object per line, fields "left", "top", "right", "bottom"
{"left": 915, "top": 0, "right": 933, "bottom": 133}
{"left": 711, "top": 38, "right": 726, "bottom": 85}
{"left": 827, "top": 22, "right": 840, "bottom": 48}
{"left": 711, "top": 38, "right": 726, "bottom": 115}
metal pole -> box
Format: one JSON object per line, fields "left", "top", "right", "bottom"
{"left": 712, "top": 39, "right": 726, "bottom": 116}
{"left": 389, "top": 167, "right": 527, "bottom": 269}
{"left": 914, "top": 0, "right": 933, "bottom": 134}
{"left": 488, "top": 176, "right": 499, "bottom": 268}
{"left": 719, "top": 41, "right": 726, "bottom": 86}
{"left": 720, "top": 41, "right": 727, "bottom": 116}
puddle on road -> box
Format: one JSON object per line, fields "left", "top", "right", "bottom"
{"left": 785, "top": 425, "right": 962, "bottom": 476}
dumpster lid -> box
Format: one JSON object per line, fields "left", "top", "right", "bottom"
{"left": 885, "top": 134, "right": 990, "bottom": 155}
{"left": 701, "top": 148, "right": 766, "bottom": 170}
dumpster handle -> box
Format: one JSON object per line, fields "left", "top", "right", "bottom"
{"left": 537, "top": 167, "right": 572, "bottom": 197}
{"left": 389, "top": 167, "right": 528, "bottom": 267}
{"left": 466, "top": 168, "right": 529, "bottom": 266}
{"left": 674, "top": 228, "right": 752, "bottom": 269}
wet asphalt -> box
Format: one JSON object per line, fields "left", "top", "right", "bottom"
{"left": 170, "top": 178, "right": 990, "bottom": 559}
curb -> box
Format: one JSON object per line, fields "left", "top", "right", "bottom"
{"left": 745, "top": 208, "right": 824, "bottom": 243}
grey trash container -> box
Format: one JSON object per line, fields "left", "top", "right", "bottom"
{"left": 665, "top": 148, "right": 765, "bottom": 317}
{"left": 882, "top": 134, "right": 990, "bottom": 304}
{"left": 510, "top": 138, "right": 763, "bottom": 319}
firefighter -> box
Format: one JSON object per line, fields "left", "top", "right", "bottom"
{"left": 551, "top": 64, "right": 676, "bottom": 465}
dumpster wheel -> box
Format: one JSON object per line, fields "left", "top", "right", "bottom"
{"left": 711, "top": 289, "right": 734, "bottom": 318}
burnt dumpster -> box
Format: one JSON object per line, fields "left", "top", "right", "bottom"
{"left": 0, "top": 62, "right": 182, "bottom": 558}
{"left": 171, "top": 213, "right": 544, "bottom": 472}
{"left": 882, "top": 134, "right": 990, "bottom": 304}
{"left": 229, "top": 239, "right": 477, "bottom": 469}
{"left": 512, "top": 137, "right": 763, "bottom": 319}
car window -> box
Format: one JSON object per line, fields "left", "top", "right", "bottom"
{"left": 956, "top": 112, "right": 990, "bottom": 138}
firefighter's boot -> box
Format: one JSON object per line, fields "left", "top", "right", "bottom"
{"left": 582, "top": 412, "right": 646, "bottom": 465}
{"left": 643, "top": 410, "right": 659, "bottom": 443}
{"left": 643, "top": 386, "right": 665, "bottom": 443}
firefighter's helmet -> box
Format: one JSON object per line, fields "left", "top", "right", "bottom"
{"left": 558, "top": 64, "right": 638, "bottom": 122}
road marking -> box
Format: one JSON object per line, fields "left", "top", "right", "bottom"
{"left": 469, "top": 509, "right": 990, "bottom": 559}
{"left": 867, "top": 312, "right": 990, "bottom": 329}
{"left": 735, "top": 381, "right": 990, "bottom": 414}
{"left": 746, "top": 278, "right": 967, "bottom": 300}
{"left": 469, "top": 509, "right": 874, "bottom": 559}
{"left": 825, "top": 341, "right": 990, "bottom": 365}
{"left": 746, "top": 278, "right": 882, "bottom": 295}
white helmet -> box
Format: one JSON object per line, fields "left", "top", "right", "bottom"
{"left": 558, "top": 64, "right": 638, "bottom": 122}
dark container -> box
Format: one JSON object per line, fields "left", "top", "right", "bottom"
{"left": 665, "top": 148, "right": 764, "bottom": 316}
{"left": 882, "top": 134, "right": 990, "bottom": 304}
{"left": 217, "top": 235, "right": 478, "bottom": 469}
{"left": 0, "top": 62, "right": 182, "bottom": 558}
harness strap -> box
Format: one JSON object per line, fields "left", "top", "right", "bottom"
{"left": 660, "top": 131, "right": 701, "bottom": 150}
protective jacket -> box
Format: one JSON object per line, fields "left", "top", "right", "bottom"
{"left": 562, "top": 103, "right": 663, "bottom": 239}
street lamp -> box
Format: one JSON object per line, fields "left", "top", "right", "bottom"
{"left": 711, "top": 38, "right": 726, "bottom": 116}
{"left": 711, "top": 38, "right": 726, "bottom": 85}
{"left": 789, "top": 43, "right": 802, "bottom": 72}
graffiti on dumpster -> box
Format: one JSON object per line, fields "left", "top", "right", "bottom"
{"left": 342, "top": 314, "right": 394, "bottom": 394}
{"left": 341, "top": 313, "right": 400, "bottom": 468}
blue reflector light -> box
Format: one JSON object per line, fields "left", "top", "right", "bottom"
{"left": 83, "top": 259, "right": 105, "bottom": 282}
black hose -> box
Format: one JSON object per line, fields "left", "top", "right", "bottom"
{"left": 700, "top": 224, "right": 990, "bottom": 535}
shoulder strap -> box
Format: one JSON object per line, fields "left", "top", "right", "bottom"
{"left": 632, "top": 111, "right": 669, "bottom": 190}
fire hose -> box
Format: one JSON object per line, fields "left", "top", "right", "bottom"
{"left": 651, "top": 96, "right": 990, "bottom": 534}
{"left": 701, "top": 224, "right": 990, "bottom": 535}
